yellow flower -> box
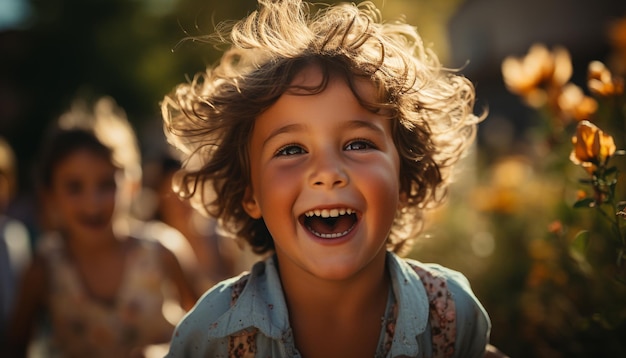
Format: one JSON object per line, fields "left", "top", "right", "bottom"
{"left": 570, "top": 120, "right": 616, "bottom": 174}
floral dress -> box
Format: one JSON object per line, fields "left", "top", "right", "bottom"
{"left": 39, "top": 234, "right": 175, "bottom": 358}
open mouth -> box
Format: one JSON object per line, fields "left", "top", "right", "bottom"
{"left": 300, "top": 208, "right": 358, "bottom": 239}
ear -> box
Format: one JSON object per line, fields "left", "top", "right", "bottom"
{"left": 242, "top": 187, "right": 262, "bottom": 219}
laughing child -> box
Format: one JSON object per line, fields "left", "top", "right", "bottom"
{"left": 162, "top": 1, "right": 491, "bottom": 357}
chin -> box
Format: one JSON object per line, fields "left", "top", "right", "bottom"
{"left": 304, "top": 256, "right": 378, "bottom": 282}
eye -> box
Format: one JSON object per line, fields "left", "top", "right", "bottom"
{"left": 275, "top": 144, "right": 307, "bottom": 157}
{"left": 345, "top": 139, "right": 376, "bottom": 151}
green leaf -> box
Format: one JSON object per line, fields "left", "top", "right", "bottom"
{"left": 573, "top": 198, "right": 595, "bottom": 208}
{"left": 604, "top": 166, "right": 618, "bottom": 176}
{"left": 571, "top": 230, "right": 590, "bottom": 255}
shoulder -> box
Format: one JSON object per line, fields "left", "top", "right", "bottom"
{"left": 190, "top": 272, "right": 247, "bottom": 318}
{"left": 403, "top": 257, "right": 491, "bottom": 358}
{"left": 411, "top": 261, "right": 471, "bottom": 292}
{"left": 167, "top": 256, "right": 279, "bottom": 356}
{"left": 402, "top": 257, "right": 478, "bottom": 302}
{"left": 391, "top": 254, "right": 475, "bottom": 296}
{"left": 126, "top": 236, "right": 173, "bottom": 263}
{"left": 166, "top": 271, "right": 252, "bottom": 356}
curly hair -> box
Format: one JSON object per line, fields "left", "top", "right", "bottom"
{"left": 162, "top": 0, "right": 483, "bottom": 255}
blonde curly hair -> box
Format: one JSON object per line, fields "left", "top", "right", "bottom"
{"left": 162, "top": 0, "right": 483, "bottom": 255}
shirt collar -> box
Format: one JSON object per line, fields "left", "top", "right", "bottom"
{"left": 387, "top": 251, "right": 429, "bottom": 357}
{"left": 207, "top": 255, "right": 291, "bottom": 340}
{"left": 206, "top": 252, "right": 430, "bottom": 357}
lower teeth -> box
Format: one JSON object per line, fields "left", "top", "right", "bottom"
{"left": 308, "top": 227, "right": 351, "bottom": 239}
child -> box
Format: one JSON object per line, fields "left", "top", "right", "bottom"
{"left": 162, "top": 0, "right": 491, "bottom": 357}
{"left": 0, "top": 137, "right": 31, "bottom": 351}
{"left": 6, "top": 97, "right": 198, "bottom": 357}
{"left": 142, "top": 153, "right": 243, "bottom": 292}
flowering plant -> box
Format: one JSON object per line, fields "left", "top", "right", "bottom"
{"left": 502, "top": 42, "right": 626, "bottom": 280}
{"left": 402, "top": 17, "right": 626, "bottom": 356}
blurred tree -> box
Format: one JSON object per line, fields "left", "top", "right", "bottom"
{"left": 0, "top": 0, "right": 458, "bottom": 200}
{"left": 0, "top": 0, "right": 259, "bottom": 198}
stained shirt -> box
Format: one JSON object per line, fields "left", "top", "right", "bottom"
{"left": 166, "top": 251, "right": 490, "bottom": 358}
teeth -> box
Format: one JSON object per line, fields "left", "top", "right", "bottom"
{"left": 304, "top": 208, "right": 354, "bottom": 217}
{"left": 308, "top": 227, "right": 352, "bottom": 239}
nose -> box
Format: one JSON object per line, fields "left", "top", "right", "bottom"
{"left": 308, "top": 149, "right": 349, "bottom": 189}
{"left": 83, "top": 188, "right": 111, "bottom": 212}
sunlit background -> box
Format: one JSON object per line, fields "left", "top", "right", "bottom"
{"left": 2, "top": 0, "right": 626, "bottom": 357}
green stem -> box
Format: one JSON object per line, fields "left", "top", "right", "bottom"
{"left": 594, "top": 173, "right": 626, "bottom": 265}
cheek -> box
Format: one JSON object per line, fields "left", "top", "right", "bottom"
{"left": 53, "top": 194, "right": 79, "bottom": 221}
{"left": 104, "top": 193, "right": 117, "bottom": 211}
{"left": 257, "top": 166, "right": 302, "bottom": 210}
{"left": 358, "top": 157, "right": 401, "bottom": 220}
{"left": 374, "top": 170, "right": 400, "bottom": 210}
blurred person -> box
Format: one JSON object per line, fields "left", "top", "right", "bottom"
{"left": 141, "top": 154, "right": 259, "bottom": 294}
{"left": 6, "top": 97, "right": 197, "bottom": 358}
{"left": 0, "top": 136, "right": 31, "bottom": 351}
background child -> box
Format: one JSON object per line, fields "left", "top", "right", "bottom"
{"left": 140, "top": 153, "right": 245, "bottom": 292}
{"left": 162, "top": 0, "right": 492, "bottom": 357}
{"left": 0, "top": 137, "right": 31, "bottom": 352}
{"left": 6, "top": 96, "right": 198, "bottom": 357}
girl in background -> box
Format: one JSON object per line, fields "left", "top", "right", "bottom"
{"left": 7, "top": 97, "right": 197, "bottom": 357}
{"left": 142, "top": 154, "right": 254, "bottom": 293}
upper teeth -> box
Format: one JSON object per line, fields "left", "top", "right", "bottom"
{"left": 304, "top": 208, "right": 354, "bottom": 218}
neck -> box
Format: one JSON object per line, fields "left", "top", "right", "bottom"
{"left": 65, "top": 227, "right": 120, "bottom": 254}
{"left": 277, "top": 251, "right": 390, "bottom": 318}
{"left": 276, "top": 251, "right": 391, "bottom": 358}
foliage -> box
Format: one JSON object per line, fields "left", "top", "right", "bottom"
{"left": 411, "top": 17, "right": 626, "bottom": 357}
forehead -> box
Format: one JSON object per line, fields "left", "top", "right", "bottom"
{"left": 53, "top": 149, "right": 117, "bottom": 178}
{"left": 249, "top": 65, "right": 392, "bottom": 147}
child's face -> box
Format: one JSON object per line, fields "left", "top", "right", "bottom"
{"left": 47, "top": 149, "right": 117, "bottom": 240}
{"left": 243, "top": 65, "right": 401, "bottom": 281}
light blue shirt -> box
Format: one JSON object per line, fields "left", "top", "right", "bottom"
{"left": 167, "top": 251, "right": 490, "bottom": 357}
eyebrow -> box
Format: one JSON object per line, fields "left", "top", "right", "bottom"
{"left": 345, "top": 119, "right": 386, "bottom": 135}
{"left": 263, "top": 123, "right": 306, "bottom": 147}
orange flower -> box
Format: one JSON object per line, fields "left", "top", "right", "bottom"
{"left": 587, "top": 61, "right": 624, "bottom": 97}
{"left": 547, "top": 221, "right": 564, "bottom": 235}
{"left": 557, "top": 84, "right": 598, "bottom": 121}
{"left": 570, "top": 120, "right": 616, "bottom": 174}
{"left": 501, "top": 44, "right": 572, "bottom": 107}
{"left": 609, "top": 17, "right": 626, "bottom": 52}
